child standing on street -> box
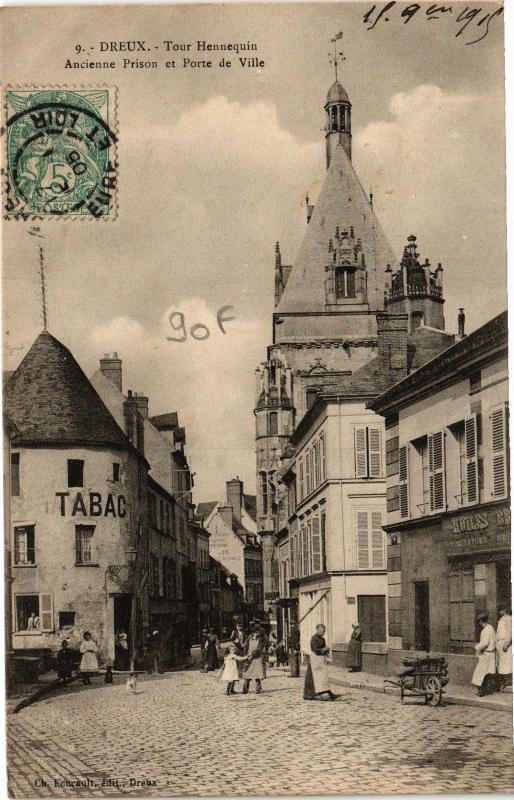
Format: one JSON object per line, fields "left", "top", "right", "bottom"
{"left": 218, "top": 645, "right": 247, "bottom": 695}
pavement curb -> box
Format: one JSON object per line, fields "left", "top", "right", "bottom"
{"left": 329, "top": 674, "right": 512, "bottom": 712}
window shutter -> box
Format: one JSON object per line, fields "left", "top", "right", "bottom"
{"left": 289, "top": 532, "right": 295, "bottom": 579}
{"left": 491, "top": 406, "right": 508, "bottom": 499}
{"left": 320, "top": 433, "right": 326, "bottom": 481}
{"left": 355, "top": 428, "right": 367, "bottom": 478}
{"left": 311, "top": 517, "right": 321, "bottom": 573}
{"left": 40, "top": 594, "right": 53, "bottom": 632}
{"left": 320, "top": 512, "right": 327, "bottom": 572}
{"left": 371, "top": 511, "right": 384, "bottom": 568}
{"left": 399, "top": 445, "right": 409, "bottom": 518}
{"left": 428, "top": 431, "right": 446, "bottom": 511}
{"left": 307, "top": 520, "right": 313, "bottom": 574}
{"left": 299, "top": 459, "right": 305, "bottom": 499}
{"left": 356, "top": 511, "right": 369, "bottom": 569}
{"left": 368, "top": 427, "right": 382, "bottom": 477}
{"left": 465, "top": 415, "right": 479, "bottom": 504}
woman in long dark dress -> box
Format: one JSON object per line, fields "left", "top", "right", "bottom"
{"left": 205, "top": 629, "right": 219, "bottom": 671}
{"left": 303, "top": 624, "right": 339, "bottom": 701}
{"left": 345, "top": 623, "right": 362, "bottom": 672}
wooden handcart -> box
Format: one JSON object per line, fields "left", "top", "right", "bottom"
{"left": 385, "top": 655, "right": 449, "bottom": 706}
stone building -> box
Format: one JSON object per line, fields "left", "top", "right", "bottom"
{"left": 256, "top": 72, "right": 457, "bottom": 668}
{"left": 371, "top": 310, "right": 510, "bottom": 684}
{"left": 90, "top": 355, "right": 202, "bottom": 654}
{"left": 197, "top": 479, "right": 262, "bottom": 617}
{"left": 209, "top": 556, "right": 245, "bottom": 636}
{"left": 5, "top": 332, "right": 149, "bottom": 665}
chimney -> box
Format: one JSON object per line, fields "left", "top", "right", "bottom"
{"left": 226, "top": 478, "right": 243, "bottom": 523}
{"left": 218, "top": 506, "right": 233, "bottom": 529}
{"left": 100, "top": 352, "right": 122, "bottom": 392}
{"left": 376, "top": 313, "right": 409, "bottom": 377}
{"left": 133, "top": 392, "right": 149, "bottom": 419}
{"left": 123, "top": 390, "right": 144, "bottom": 454}
{"left": 458, "top": 308, "right": 466, "bottom": 339}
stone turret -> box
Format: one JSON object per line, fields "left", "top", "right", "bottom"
{"left": 384, "top": 235, "right": 445, "bottom": 331}
{"left": 325, "top": 79, "right": 352, "bottom": 166}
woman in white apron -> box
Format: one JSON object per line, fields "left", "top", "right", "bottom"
{"left": 472, "top": 613, "right": 496, "bottom": 697}
{"left": 496, "top": 606, "right": 512, "bottom": 689}
{"left": 80, "top": 631, "right": 99, "bottom": 685}
{"left": 303, "top": 624, "right": 339, "bottom": 701}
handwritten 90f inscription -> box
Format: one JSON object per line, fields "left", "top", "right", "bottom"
{"left": 363, "top": 3, "right": 503, "bottom": 45}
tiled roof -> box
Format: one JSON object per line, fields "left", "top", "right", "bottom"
{"left": 150, "top": 412, "right": 178, "bottom": 430}
{"left": 321, "top": 326, "right": 455, "bottom": 400}
{"left": 275, "top": 145, "right": 395, "bottom": 313}
{"left": 371, "top": 311, "right": 507, "bottom": 413}
{"left": 195, "top": 501, "right": 217, "bottom": 521}
{"left": 4, "top": 331, "right": 133, "bottom": 451}
{"left": 243, "top": 493, "right": 257, "bottom": 522}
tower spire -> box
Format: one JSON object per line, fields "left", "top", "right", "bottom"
{"left": 38, "top": 245, "right": 48, "bottom": 331}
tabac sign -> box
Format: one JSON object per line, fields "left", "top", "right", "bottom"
{"left": 443, "top": 506, "right": 511, "bottom": 557}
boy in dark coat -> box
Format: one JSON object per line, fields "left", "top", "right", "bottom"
{"left": 56, "top": 640, "right": 74, "bottom": 685}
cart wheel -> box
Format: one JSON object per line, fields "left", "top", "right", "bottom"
{"left": 426, "top": 676, "right": 442, "bottom": 706}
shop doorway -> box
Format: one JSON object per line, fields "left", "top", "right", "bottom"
{"left": 113, "top": 594, "right": 132, "bottom": 670}
{"left": 415, "top": 581, "right": 430, "bottom": 651}
{"left": 497, "top": 561, "right": 512, "bottom": 612}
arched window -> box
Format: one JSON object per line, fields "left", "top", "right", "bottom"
{"left": 411, "top": 311, "right": 424, "bottom": 331}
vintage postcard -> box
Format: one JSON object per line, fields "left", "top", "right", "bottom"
{"left": 1, "top": 1, "right": 511, "bottom": 797}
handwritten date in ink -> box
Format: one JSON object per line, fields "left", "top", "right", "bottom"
{"left": 363, "top": 3, "right": 503, "bottom": 45}
{"left": 167, "top": 306, "right": 236, "bottom": 342}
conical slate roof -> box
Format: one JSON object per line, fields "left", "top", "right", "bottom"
{"left": 4, "top": 331, "right": 133, "bottom": 450}
{"left": 326, "top": 80, "right": 350, "bottom": 105}
{"left": 276, "top": 144, "right": 396, "bottom": 314}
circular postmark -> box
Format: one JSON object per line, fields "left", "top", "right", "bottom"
{"left": 5, "top": 89, "right": 118, "bottom": 219}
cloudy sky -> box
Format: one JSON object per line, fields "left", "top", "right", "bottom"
{"left": 3, "top": 2, "right": 506, "bottom": 501}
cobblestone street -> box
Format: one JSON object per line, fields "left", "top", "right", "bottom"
{"left": 7, "top": 669, "right": 513, "bottom": 797}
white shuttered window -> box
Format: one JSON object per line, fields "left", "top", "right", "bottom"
{"left": 491, "top": 405, "right": 508, "bottom": 499}
{"left": 356, "top": 511, "right": 384, "bottom": 569}
{"left": 354, "top": 426, "right": 383, "bottom": 479}
{"left": 428, "top": 431, "right": 446, "bottom": 512}
{"left": 464, "top": 416, "right": 479, "bottom": 505}
{"left": 399, "top": 445, "right": 409, "bottom": 518}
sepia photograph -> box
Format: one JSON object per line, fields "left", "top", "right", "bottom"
{"left": 1, "top": 1, "right": 512, "bottom": 796}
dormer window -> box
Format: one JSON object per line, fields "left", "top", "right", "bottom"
{"left": 335, "top": 267, "right": 355, "bottom": 299}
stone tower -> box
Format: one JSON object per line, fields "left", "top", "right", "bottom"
{"left": 384, "top": 234, "right": 445, "bottom": 331}
{"left": 255, "top": 72, "right": 397, "bottom": 605}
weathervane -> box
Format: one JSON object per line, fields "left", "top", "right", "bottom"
{"left": 329, "top": 31, "right": 345, "bottom": 81}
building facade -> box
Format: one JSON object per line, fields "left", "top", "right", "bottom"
{"left": 255, "top": 71, "right": 456, "bottom": 670}
{"left": 371, "top": 311, "right": 510, "bottom": 684}
{"left": 5, "top": 332, "right": 149, "bottom": 665}
{"left": 209, "top": 556, "right": 244, "bottom": 636}
{"left": 197, "top": 479, "right": 263, "bottom": 617}
{"left": 91, "top": 355, "right": 203, "bottom": 654}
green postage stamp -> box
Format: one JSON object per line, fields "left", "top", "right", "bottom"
{"left": 4, "top": 88, "right": 117, "bottom": 219}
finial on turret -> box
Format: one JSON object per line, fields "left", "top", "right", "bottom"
{"left": 330, "top": 31, "right": 344, "bottom": 81}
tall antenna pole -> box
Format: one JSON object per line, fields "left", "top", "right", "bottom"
{"left": 39, "top": 246, "right": 48, "bottom": 331}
